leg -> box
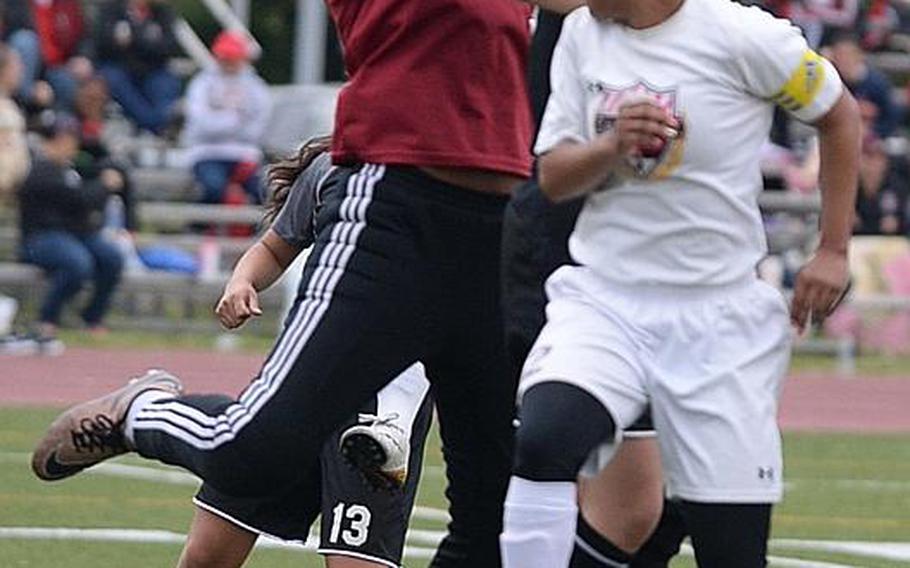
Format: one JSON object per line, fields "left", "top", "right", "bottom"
{"left": 679, "top": 502, "right": 772, "bottom": 568}
{"left": 177, "top": 506, "right": 257, "bottom": 568}
{"left": 240, "top": 167, "right": 264, "bottom": 205}
{"left": 320, "top": 368, "right": 433, "bottom": 568}
{"left": 428, "top": 199, "right": 517, "bottom": 568}
{"left": 502, "top": 382, "right": 618, "bottom": 568}
{"left": 340, "top": 362, "right": 432, "bottom": 487}
{"left": 193, "top": 161, "right": 232, "bottom": 204}
{"left": 501, "top": 267, "right": 649, "bottom": 568}
{"left": 98, "top": 65, "right": 159, "bottom": 132}
{"left": 650, "top": 280, "right": 791, "bottom": 567}
{"left": 79, "top": 232, "right": 125, "bottom": 327}
{"left": 7, "top": 30, "right": 41, "bottom": 99}
{"left": 141, "top": 68, "right": 182, "bottom": 133}
{"left": 630, "top": 499, "right": 686, "bottom": 568}
{"left": 571, "top": 437, "right": 664, "bottom": 566}
{"left": 33, "top": 166, "right": 428, "bottom": 497}
{"left": 21, "top": 231, "right": 93, "bottom": 327}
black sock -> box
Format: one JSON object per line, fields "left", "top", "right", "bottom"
{"left": 570, "top": 514, "right": 632, "bottom": 567}
{"left": 630, "top": 498, "right": 687, "bottom": 567}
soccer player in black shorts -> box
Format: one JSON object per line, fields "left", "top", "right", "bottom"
{"left": 34, "top": 3, "right": 549, "bottom": 567}
{"left": 178, "top": 138, "right": 434, "bottom": 568}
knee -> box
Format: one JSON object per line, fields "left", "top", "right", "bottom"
{"left": 514, "top": 382, "right": 616, "bottom": 482}
{"left": 93, "top": 242, "right": 125, "bottom": 278}
{"left": 58, "top": 255, "right": 93, "bottom": 290}
{"left": 179, "top": 538, "right": 234, "bottom": 568}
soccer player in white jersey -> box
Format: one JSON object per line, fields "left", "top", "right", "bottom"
{"left": 500, "top": 1, "right": 860, "bottom": 567}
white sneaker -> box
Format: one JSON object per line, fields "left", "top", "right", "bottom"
{"left": 339, "top": 413, "right": 409, "bottom": 490}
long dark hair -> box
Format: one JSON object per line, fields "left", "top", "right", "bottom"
{"left": 264, "top": 134, "right": 333, "bottom": 225}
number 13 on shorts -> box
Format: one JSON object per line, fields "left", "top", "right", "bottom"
{"left": 329, "top": 502, "right": 372, "bottom": 547}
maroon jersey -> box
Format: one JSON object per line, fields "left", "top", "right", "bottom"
{"left": 326, "top": 0, "right": 534, "bottom": 177}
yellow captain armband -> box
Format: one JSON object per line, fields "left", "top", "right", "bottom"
{"left": 771, "top": 50, "right": 826, "bottom": 112}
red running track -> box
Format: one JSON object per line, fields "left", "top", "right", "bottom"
{"left": 1, "top": 348, "right": 909, "bottom": 433}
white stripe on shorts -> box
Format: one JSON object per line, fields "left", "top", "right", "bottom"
{"left": 134, "top": 165, "right": 387, "bottom": 447}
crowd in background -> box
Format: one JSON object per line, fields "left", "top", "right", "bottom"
{"left": 0, "top": 0, "right": 270, "bottom": 350}
{"left": 3, "top": 0, "right": 910, "bottom": 348}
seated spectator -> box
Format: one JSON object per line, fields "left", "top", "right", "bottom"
{"left": 72, "top": 76, "right": 137, "bottom": 231}
{"left": 0, "top": 44, "right": 29, "bottom": 193}
{"left": 854, "top": 100, "right": 910, "bottom": 236}
{"left": 95, "top": 0, "right": 181, "bottom": 134}
{"left": 0, "top": 0, "right": 93, "bottom": 111}
{"left": 760, "top": 0, "right": 825, "bottom": 47}
{"left": 0, "top": 44, "right": 29, "bottom": 349}
{"left": 18, "top": 112, "right": 124, "bottom": 340}
{"left": 857, "top": 0, "right": 899, "bottom": 51}
{"left": 183, "top": 31, "right": 271, "bottom": 204}
{"left": 827, "top": 31, "right": 901, "bottom": 138}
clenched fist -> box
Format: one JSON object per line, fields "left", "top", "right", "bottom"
{"left": 215, "top": 280, "right": 263, "bottom": 329}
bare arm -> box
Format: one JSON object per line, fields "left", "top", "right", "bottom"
{"left": 230, "top": 230, "right": 300, "bottom": 292}
{"left": 790, "top": 91, "right": 861, "bottom": 331}
{"left": 539, "top": 102, "right": 679, "bottom": 202}
{"left": 216, "top": 230, "right": 302, "bottom": 329}
{"left": 539, "top": 137, "right": 621, "bottom": 202}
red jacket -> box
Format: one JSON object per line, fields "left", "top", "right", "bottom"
{"left": 32, "top": 0, "right": 85, "bottom": 66}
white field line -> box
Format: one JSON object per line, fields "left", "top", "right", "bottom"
{"left": 0, "top": 451, "right": 452, "bottom": 523}
{"left": 0, "top": 527, "right": 438, "bottom": 559}
{"left": 7, "top": 452, "right": 908, "bottom": 495}
{"left": 679, "top": 544, "right": 857, "bottom": 568}
{"left": 786, "top": 478, "right": 910, "bottom": 493}
{"left": 4, "top": 451, "right": 905, "bottom": 565}
{"left": 773, "top": 540, "right": 910, "bottom": 562}
{"left": 0, "top": 528, "right": 861, "bottom": 567}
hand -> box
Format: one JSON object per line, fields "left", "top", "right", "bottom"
{"left": 611, "top": 98, "right": 680, "bottom": 159}
{"left": 790, "top": 248, "right": 850, "bottom": 333}
{"left": 215, "top": 280, "right": 262, "bottom": 329}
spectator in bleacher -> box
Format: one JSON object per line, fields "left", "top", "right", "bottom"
{"left": 71, "top": 76, "right": 137, "bottom": 232}
{"left": 0, "top": 44, "right": 29, "bottom": 349}
{"left": 827, "top": 31, "right": 901, "bottom": 138}
{"left": 183, "top": 31, "right": 270, "bottom": 205}
{"left": 760, "top": 0, "right": 826, "bottom": 47}
{"left": 0, "top": 0, "right": 93, "bottom": 111}
{"left": 18, "top": 112, "right": 124, "bottom": 339}
{"left": 0, "top": 44, "right": 29, "bottom": 194}
{"left": 95, "top": 0, "right": 181, "bottom": 134}
{"left": 857, "top": 0, "right": 900, "bottom": 51}
{"left": 854, "top": 98, "right": 910, "bottom": 235}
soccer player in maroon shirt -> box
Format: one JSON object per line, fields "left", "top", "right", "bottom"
{"left": 33, "top": 2, "right": 552, "bottom": 566}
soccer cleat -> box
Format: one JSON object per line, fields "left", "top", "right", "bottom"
{"left": 31, "top": 369, "right": 183, "bottom": 481}
{"left": 340, "top": 413, "right": 409, "bottom": 491}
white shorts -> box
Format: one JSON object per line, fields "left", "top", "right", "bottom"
{"left": 518, "top": 266, "right": 793, "bottom": 503}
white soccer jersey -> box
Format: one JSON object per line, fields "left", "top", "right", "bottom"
{"left": 536, "top": 0, "right": 843, "bottom": 287}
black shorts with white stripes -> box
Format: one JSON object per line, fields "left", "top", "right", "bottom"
{"left": 195, "top": 392, "right": 433, "bottom": 567}
{"left": 132, "top": 164, "right": 515, "bottom": 567}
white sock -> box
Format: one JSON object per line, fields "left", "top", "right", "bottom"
{"left": 123, "top": 390, "right": 174, "bottom": 446}
{"left": 501, "top": 476, "right": 579, "bottom": 568}
{"left": 376, "top": 362, "right": 430, "bottom": 440}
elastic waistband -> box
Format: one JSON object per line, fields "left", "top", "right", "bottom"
{"left": 578, "top": 270, "right": 759, "bottom": 303}
{"left": 369, "top": 164, "right": 510, "bottom": 213}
